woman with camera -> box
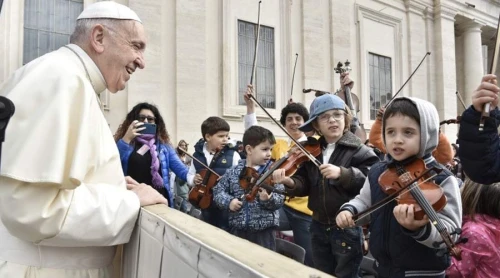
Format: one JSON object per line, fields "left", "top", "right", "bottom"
{"left": 115, "top": 103, "right": 188, "bottom": 207}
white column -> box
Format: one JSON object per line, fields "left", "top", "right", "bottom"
{"left": 461, "top": 21, "right": 484, "bottom": 103}
{"left": 434, "top": 5, "right": 458, "bottom": 141}
{"left": 404, "top": 0, "right": 429, "bottom": 100}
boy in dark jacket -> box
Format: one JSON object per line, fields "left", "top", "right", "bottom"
{"left": 336, "top": 97, "right": 462, "bottom": 278}
{"left": 213, "top": 126, "right": 284, "bottom": 250}
{"left": 457, "top": 74, "right": 500, "bottom": 184}
{"left": 186, "top": 117, "right": 241, "bottom": 231}
{"left": 272, "top": 94, "right": 379, "bottom": 277}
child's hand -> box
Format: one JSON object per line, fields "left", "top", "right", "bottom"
{"left": 244, "top": 84, "right": 254, "bottom": 106}
{"left": 229, "top": 198, "right": 242, "bottom": 212}
{"left": 258, "top": 188, "right": 271, "bottom": 201}
{"left": 376, "top": 106, "right": 385, "bottom": 120}
{"left": 340, "top": 72, "right": 354, "bottom": 90}
{"left": 272, "top": 169, "right": 295, "bottom": 188}
{"left": 393, "top": 204, "right": 429, "bottom": 231}
{"left": 319, "top": 164, "right": 341, "bottom": 179}
{"left": 336, "top": 210, "right": 355, "bottom": 228}
{"left": 194, "top": 174, "right": 203, "bottom": 185}
{"left": 472, "top": 74, "right": 499, "bottom": 112}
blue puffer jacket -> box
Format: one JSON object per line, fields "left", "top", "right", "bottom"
{"left": 117, "top": 139, "right": 188, "bottom": 207}
{"left": 213, "top": 159, "right": 284, "bottom": 232}
{"left": 458, "top": 106, "right": 500, "bottom": 184}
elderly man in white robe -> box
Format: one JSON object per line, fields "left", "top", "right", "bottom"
{"left": 0, "top": 2, "right": 167, "bottom": 277}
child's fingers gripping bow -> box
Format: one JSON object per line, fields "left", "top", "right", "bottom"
{"left": 336, "top": 210, "right": 355, "bottom": 228}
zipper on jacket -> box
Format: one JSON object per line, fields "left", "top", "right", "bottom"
{"left": 321, "top": 177, "right": 331, "bottom": 224}
{"left": 245, "top": 199, "right": 249, "bottom": 230}
{"left": 384, "top": 204, "right": 391, "bottom": 265}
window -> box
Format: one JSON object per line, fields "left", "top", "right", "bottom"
{"left": 368, "top": 53, "right": 392, "bottom": 120}
{"left": 23, "top": 0, "right": 83, "bottom": 65}
{"left": 238, "top": 20, "right": 275, "bottom": 109}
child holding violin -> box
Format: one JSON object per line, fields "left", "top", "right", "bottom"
{"left": 336, "top": 97, "right": 462, "bottom": 278}
{"left": 244, "top": 84, "right": 315, "bottom": 266}
{"left": 272, "top": 94, "right": 379, "bottom": 277}
{"left": 186, "top": 116, "right": 241, "bottom": 231}
{"left": 446, "top": 178, "right": 500, "bottom": 277}
{"left": 213, "top": 126, "right": 285, "bottom": 250}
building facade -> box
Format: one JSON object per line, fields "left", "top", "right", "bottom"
{"left": 1, "top": 0, "right": 499, "bottom": 146}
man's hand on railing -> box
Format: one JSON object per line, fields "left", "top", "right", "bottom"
{"left": 127, "top": 181, "right": 169, "bottom": 206}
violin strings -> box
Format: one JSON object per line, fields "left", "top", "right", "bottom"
{"left": 410, "top": 183, "right": 448, "bottom": 232}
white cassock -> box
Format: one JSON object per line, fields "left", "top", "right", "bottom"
{"left": 0, "top": 44, "right": 140, "bottom": 277}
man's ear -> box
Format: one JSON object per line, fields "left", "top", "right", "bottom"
{"left": 89, "top": 24, "right": 106, "bottom": 54}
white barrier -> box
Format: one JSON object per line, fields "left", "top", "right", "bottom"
{"left": 121, "top": 205, "right": 332, "bottom": 278}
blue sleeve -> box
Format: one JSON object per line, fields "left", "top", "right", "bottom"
{"left": 213, "top": 171, "right": 234, "bottom": 210}
{"left": 259, "top": 183, "right": 285, "bottom": 211}
{"left": 166, "top": 145, "right": 188, "bottom": 181}
{"left": 458, "top": 106, "right": 500, "bottom": 184}
{"left": 116, "top": 139, "right": 134, "bottom": 174}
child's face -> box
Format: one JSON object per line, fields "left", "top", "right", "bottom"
{"left": 384, "top": 114, "right": 420, "bottom": 161}
{"left": 246, "top": 140, "right": 274, "bottom": 166}
{"left": 313, "top": 109, "right": 345, "bottom": 143}
{"left": 205, "top": 131, "right": 229, "bottom": 151}
{"left": 284, "top": 113, "right": 305, "bottom": 139}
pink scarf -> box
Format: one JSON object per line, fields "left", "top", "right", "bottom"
{"left": 135, "top": 134, "right": 163, "bottom": 189}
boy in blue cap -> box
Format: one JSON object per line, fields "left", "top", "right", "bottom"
{"left": 273, "top": 94, "right": 379, "bottom": 277}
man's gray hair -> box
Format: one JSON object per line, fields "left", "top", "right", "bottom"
{"left": 70, "top": 18, "right": 124, "bottom": 44}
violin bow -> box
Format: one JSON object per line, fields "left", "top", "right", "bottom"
{"left": 249, "top": 0, "right": 262, "bottom": 86}
{"left": 290, "top": 53, "right": 299, "bottom": 103}
{"left": 385, "top": 52, "right": 431, "bottom": 107}
{"left": 179, "top": 148, "right": 220, "bottom": 177}
{"left": 480, "top": 13, "right": 500, "bottom": 131}
{"left": 247, "top": 94, "right": 322, "bottom": 167}
{"left": 456, "top": 91, "right": 467, "bottom": 110}
{"left": 246, "top": 1, "right": 321, "bottom": 168}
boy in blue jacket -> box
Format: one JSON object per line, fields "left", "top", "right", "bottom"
{"left": 457, "top": 74, "right": 500, "bottom": 184}
{"left": 187, "top": 117, "right": 241, "bottom": 230}
{"left": 336, "top": 97, "right": 462, "bottom": 278}
{"left": 213, "top": 126, "right": 284, "bottom": 250}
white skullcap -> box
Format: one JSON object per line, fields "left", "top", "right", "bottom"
{"left": 77, "top": 1, "right": 142, "bottom": 23}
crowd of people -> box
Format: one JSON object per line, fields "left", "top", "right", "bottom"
{"left": 0, "top": 2, "right": 498, "bottom": 278}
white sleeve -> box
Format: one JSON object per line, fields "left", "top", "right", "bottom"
{"left": 0, "top": 177, "right": 140, "bottom": 247}
{"left": 244, "top": 112, "right": 258, "bottom": 130}
{"left": 232, "top": 152, "right": 242, "bottom": 167}
{"left": 187, "top": 162, "right": 196, "bottom": 186}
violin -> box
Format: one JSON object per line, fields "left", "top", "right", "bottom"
{"left": 238, "top": 138, "right": 321, "bottom": 201}
{"left": 239, "top": 167, "right": 289, "bottom": 202}
{"left": 334, "top": 60, "right": 367, "bottom": 142}
{"left": 349, "top": 158, "right": 463, "bottom": 259}
{"left": 241, "top": 138, "right": 321, "bottom": 201}
{"left": 378, "top": 159, "right": 446, "bottom": 220}
{"left": 189, "top": 168, "right": 220, "bottom": 209}
{"left": 180, "top": 148, "right": 221, "bottom": 209}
